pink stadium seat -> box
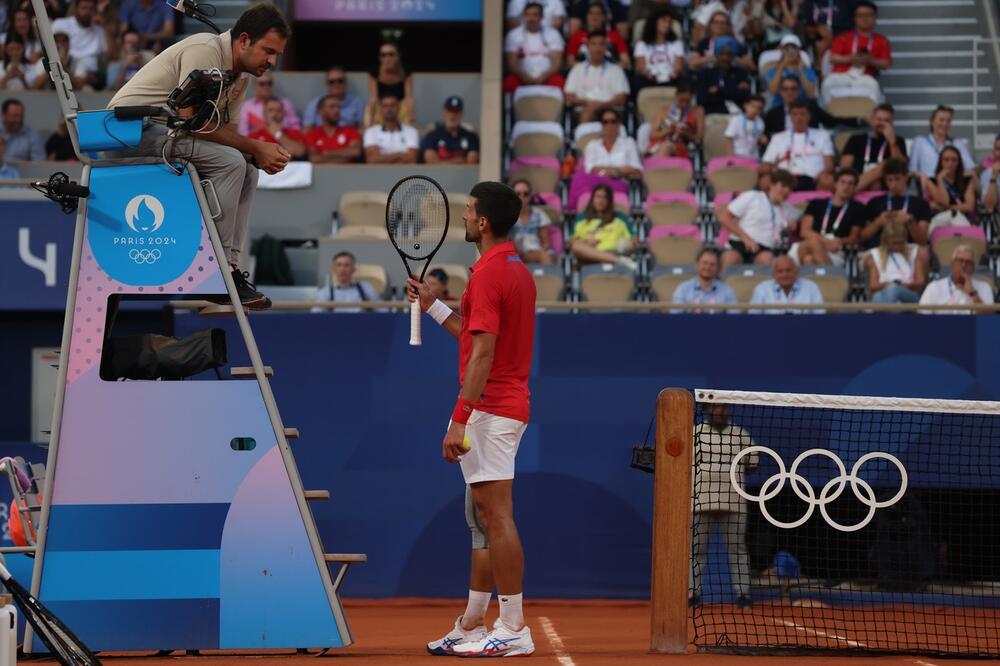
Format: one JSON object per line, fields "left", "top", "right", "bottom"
{"left": 853, "top": 190, "right": 886, "bottom": 205}
{"left": 645, "top": 192, "right": 699, "bottom": 226}
{"left": 547, "top": 225, "right": 565, "bottom": 256}
{"left": 567, "top": 172, "right": 628, "bottom": 212}
{"left": 536, "top": 192, "right": 561, "bottom": 211}
{"left": 716, "top": 228, "right": 731, "bottom": 247}
{"left": 647, "top": 225, "right": 703, "bottom": 264}
{"left": 705, "top": 156, "right": 759, "bottom": 177}
{"left": 930, "top": 226, "right": 987, "bottom": 267}
{"left": 788, "top": 190, "right": 831, "bottom": 207}
{"left": 643, "top": 156, "right": 694, "bottom": 173}
{"left": 509, "top": 157, "right": 561, "bottom": 195}
{"left": 930, "top": 225, "right": 986, "bottom": 246}
{"left": 713, "top": 192, "right": 735, "bottom": 209}
{"left": 648, "top": 224, "right": 701, "bottom": 241}
{"left": 642, "top": 156, "right": 694, "bottom": 193}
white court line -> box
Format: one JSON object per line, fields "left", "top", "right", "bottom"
{"left": 538, "top": 616, "right": 576, "bottom": 666}
{"left": 767, "top": 617, "right": 869, "bottom": 649}
{"left": 912, "top": 660, "right": 941, "bottom": 666}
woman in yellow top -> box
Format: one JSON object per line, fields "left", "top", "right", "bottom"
{"left": 569, "top": 184, "right": 638, "bottom": 271}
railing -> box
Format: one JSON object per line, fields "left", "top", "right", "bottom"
{"left": 972, "top": 36, "right": 1000, "bottom": 151}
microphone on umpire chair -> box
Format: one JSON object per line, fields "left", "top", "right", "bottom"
{"left": 32, "top": 172, "right": 89, "bottom": 214}
{"left": 164, "top": 0, "right": 221, "bottom": 34}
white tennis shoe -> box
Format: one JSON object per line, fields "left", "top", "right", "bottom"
{"left": 427, "top": 615, "right": 487, "bottom": 656}
{"left": 451, "top": 618, "right": 535, "bottom": 658}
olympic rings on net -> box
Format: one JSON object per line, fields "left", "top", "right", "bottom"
{"left": 729, "top": 446, "right": 908, "bottom": 532}
{"left": 128, "top": 248, "right": 162, "bottom": 264}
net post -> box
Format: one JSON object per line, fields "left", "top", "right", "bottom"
{"left": 650, "top": 388, "right": 693, "bottom": 654}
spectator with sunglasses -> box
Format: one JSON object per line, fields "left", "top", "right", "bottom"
{"left": 509, "top": 179, "right": 554, "bottom": 265}
{"left": 365, "top": 41, "right": 414, "bottom": 127}
{"left": 585, "top": 109, "right": 642, "bottom": 179}
{"left": 908, "top": 105, "right": 975, "bottom": 179}
{"left": 302, "top": 66, "right": 363, "bottom": 130}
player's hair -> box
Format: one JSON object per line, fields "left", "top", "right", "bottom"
{"left": 333, "top": 251, "right": 356, "bottom": 263}
{"left": 789, "top": 99, "right": 811, "bottom": 113}
{"left": 1, "top": 98, "right": 23, "bottom": 114}
{"left": 874, "top": 103, "right": 894, "bottom": 115}
{"left": 882, "top": 157, "right": 908, "bottom": 177}
{"left": 470, "top": 181, "right": 521, "bottom": 238}
{"left": 747, "top": 94, "right": 765, "bottom": 106}
{"left": 836, "top": 167, "right": 860, "bottom": 184}
{"left": 771, "top": 169, "right": 795, "bottom": 188}
{"left": 428, "top": 267, "right": 449, "bottom": 285}
{"left": 231, "top": 3, "right": 290, "bottom": 44}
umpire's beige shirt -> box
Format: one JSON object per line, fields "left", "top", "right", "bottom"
{"left": 108, "top": 31, "right": 249, "bottom": 123}
{"left": 693, "top": 422, "right": 758, "bottom": 513}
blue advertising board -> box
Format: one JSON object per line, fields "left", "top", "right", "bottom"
{"left": 0, "top": 201, "right": 75, "bottom": 310}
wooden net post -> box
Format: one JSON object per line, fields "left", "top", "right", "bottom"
{"left": 650, "top": 388, "right": 693, "bottom": 653}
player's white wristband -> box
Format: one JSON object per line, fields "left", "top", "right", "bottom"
{"left": 428, "top": 299, "right": 452, "bottom": 325}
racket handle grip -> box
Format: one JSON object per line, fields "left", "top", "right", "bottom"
{"left": 409, "top": 299, "right": 422, "bottom": 346}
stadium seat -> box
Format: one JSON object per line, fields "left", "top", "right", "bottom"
{"left": 447, "top": 192, "right": 471, "bottom": 240}
{"left": 636, "top": 86, "right": 677, "bottom": 123}
{"left": 580, "top": 263, "right": 635, "bottom": 302}
{"left": 355, "top": 263, "right": 389, "bottom": 297}
{"left": 826, "top": 95, "right": 876, "bottom": 119}
{"left": 509, "top": 157, "right": 561, "bottom": 195}
{"left": 853, "top": 190, "right": 886, "bottom": 205}
{"left": 336, "top": 226, "right": 389, "bottom": 240}
{"left": 788, "top": 190, "right": 831, "bottom": 210}
{"left": 646, "top": 192, "right": 699, "bottom": 226}
{"left": 285, "top": 245, "right": 320, "bottom": 286}
{"left": 337, "top": 191, "right": 389, "bottom": 229}
{"left": 513, "top": 85, "right": 564, "bottom": 123}
{"left": 529, "top": 263, "right": 565, "bottom": 301}
{"left": 262, "top": 285, "right": 320, "bottom": 302}
{"left": 702, "top": 114, "right": 732, "bottom": 162}
{"left": 547, "top": 225, "right": 565, "bottom": 256}
{"left": 833, "top": 130, "right": 853, "bottom": 156}
{"left": 930, "top": 226, "right": 987, "bottom": 267}
{"left": 799, "top": 265, "right": 849, "bottom": 303}
{"left": 723, "top": 264, "right": 772, "bottom": 303}
{"left": 649, "top": 264, "right": 697, "bottom": 302}
{"left": 433, "top": 264, "right": 470, "bottom": 298}
{"left": 573, "top": 121, "right": 625, "bottom": 155}
{"left": 511, "top": 121, "right": 564, "bottom": 158}
{"left": 707, "top": 157, "right": 759, "bottom": 194}
{"left": 643, "top": 156, "right": 693, "bottom": 193}
{"left": 713, "top": 191, "right": 736, "bottom": 210}
{"left": 648, "top": 225, "right": 703, "bottom": 265}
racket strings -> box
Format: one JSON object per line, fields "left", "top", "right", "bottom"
{"left": 386, "top": 180, "right": 448, "bottom": 261}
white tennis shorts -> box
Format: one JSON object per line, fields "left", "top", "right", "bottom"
{"left": 453, "top": 409, "right": 527, "bottom": 484}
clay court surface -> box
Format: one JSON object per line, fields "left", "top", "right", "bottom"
{"left": 36, "top": 600, "right": 999, "bottom": 665}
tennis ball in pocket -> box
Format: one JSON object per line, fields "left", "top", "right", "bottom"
{"left": 462, "top": 435, "right": 472, "bottom": 450}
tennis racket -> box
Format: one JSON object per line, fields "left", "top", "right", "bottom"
{"left": 0, "top": 560, "right": 100, "bottom": 665}
{"left": 385, "top": 176, "right": 450, "bottom": 346}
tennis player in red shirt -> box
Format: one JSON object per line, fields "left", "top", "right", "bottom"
{"left": 408, "top": 182, "right": 537, "bottom": 658}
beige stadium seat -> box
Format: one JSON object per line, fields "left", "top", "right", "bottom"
{"left": 643, "top": 165, "right": 692, "bottom": 193}
{"left": 446, "top": 192, "right": 470, "bottom": 240}
{"left": 827, "top": 96, "right": 876, "bottom": 119}
{"left": 724, "top": 266, "right": 771, "bottom": 303}
{"left": 801, "top": 266, "right": 849, "bottom": 303}
{"left": 530, "top": 265, "right": 565, "bottom": 301}
{"left": 508, "top": 163, "right": 560, "bottom": 194}
{"left": 650, "top": 266, "right": 696, "bottom": 302}
{"left": 932, "top": 234, "right": 986, "bottom": 268}
{"left": 512, "top": 121, "right": 564, "bottom": 158}
{"left": 833, "top": 130, "right": 854, "bottom": 156}
{"left": 355, "top": 263, "right": 388, "bottom": 296}
{"left": 573, "top": 121, "right": 603, "bottom": 154}
{"left": 637, "top": 86, "right": 677, "bottom": 123}
{"left": 703, "top": 114, "right": 732, "bottom": 162}
{"left": 648, "top": 235, "right": 702, "bottom": 265}
{"left": 647, "top": 198, "right": 698, "bottom": 227}
{"left": 513, "top": 85, "right": 564, "bottom": 123}
{"left": 580, "top": 270, "right": 634, "bottom": 302}
{"left": 708, "top": 164, "right": 758, "bottom": 193}
{"left": 337, "top": 191, "right": 388, "bottom": 228}
{"left": 336, "top": 226, "right": 389, "bottom": 240}
{"left": 433, "top": 264, "right": 470, "bottom": 298}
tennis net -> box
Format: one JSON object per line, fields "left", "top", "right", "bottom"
{"left": 689, "top": 389, "right": 1000, "bottom": 656}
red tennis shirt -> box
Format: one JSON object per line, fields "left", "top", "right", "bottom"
{"left": 458, "top": 240, "right": 536, "bottom": 423}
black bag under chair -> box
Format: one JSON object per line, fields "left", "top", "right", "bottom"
{"left": 100, "top": 328, "right": 227, "bottom": 380}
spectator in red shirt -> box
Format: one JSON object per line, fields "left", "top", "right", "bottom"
{"left": 565, "top": 1, "right": 631, "bottom": 69}
{"left": 821, "top": 0, "right": 890, "bottom": 106}
{"left": 248, "top": 98, "right": 307, "bottom": 160}
{"left": 306, "top": 96, "right": 361, "bottom": 164}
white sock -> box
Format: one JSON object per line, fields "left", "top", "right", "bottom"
{"left": 462, "top": 589, "right": 491, "bottom": 628}
{"left": 498, "top": 592, "right": 524, "bottom": 630}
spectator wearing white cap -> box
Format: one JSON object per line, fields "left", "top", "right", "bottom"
{"left": 421, "top": 96, "right": 480, "bottom": 164}
{"left": 764, "top": 35, "right": 817, "bottom": 108}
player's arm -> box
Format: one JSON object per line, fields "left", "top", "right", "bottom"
{"left": 407, "top": 277, "right": 461, "bottom": 338}
{"left": 443, "top": 332, "right": 496, "bottom": 462}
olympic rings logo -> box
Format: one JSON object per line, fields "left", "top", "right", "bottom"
{"left": 128, "top": 249, "right": 162, "bottom": 264}
{"left": 729, "top": 447, "right": 908, "bottom": 532}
